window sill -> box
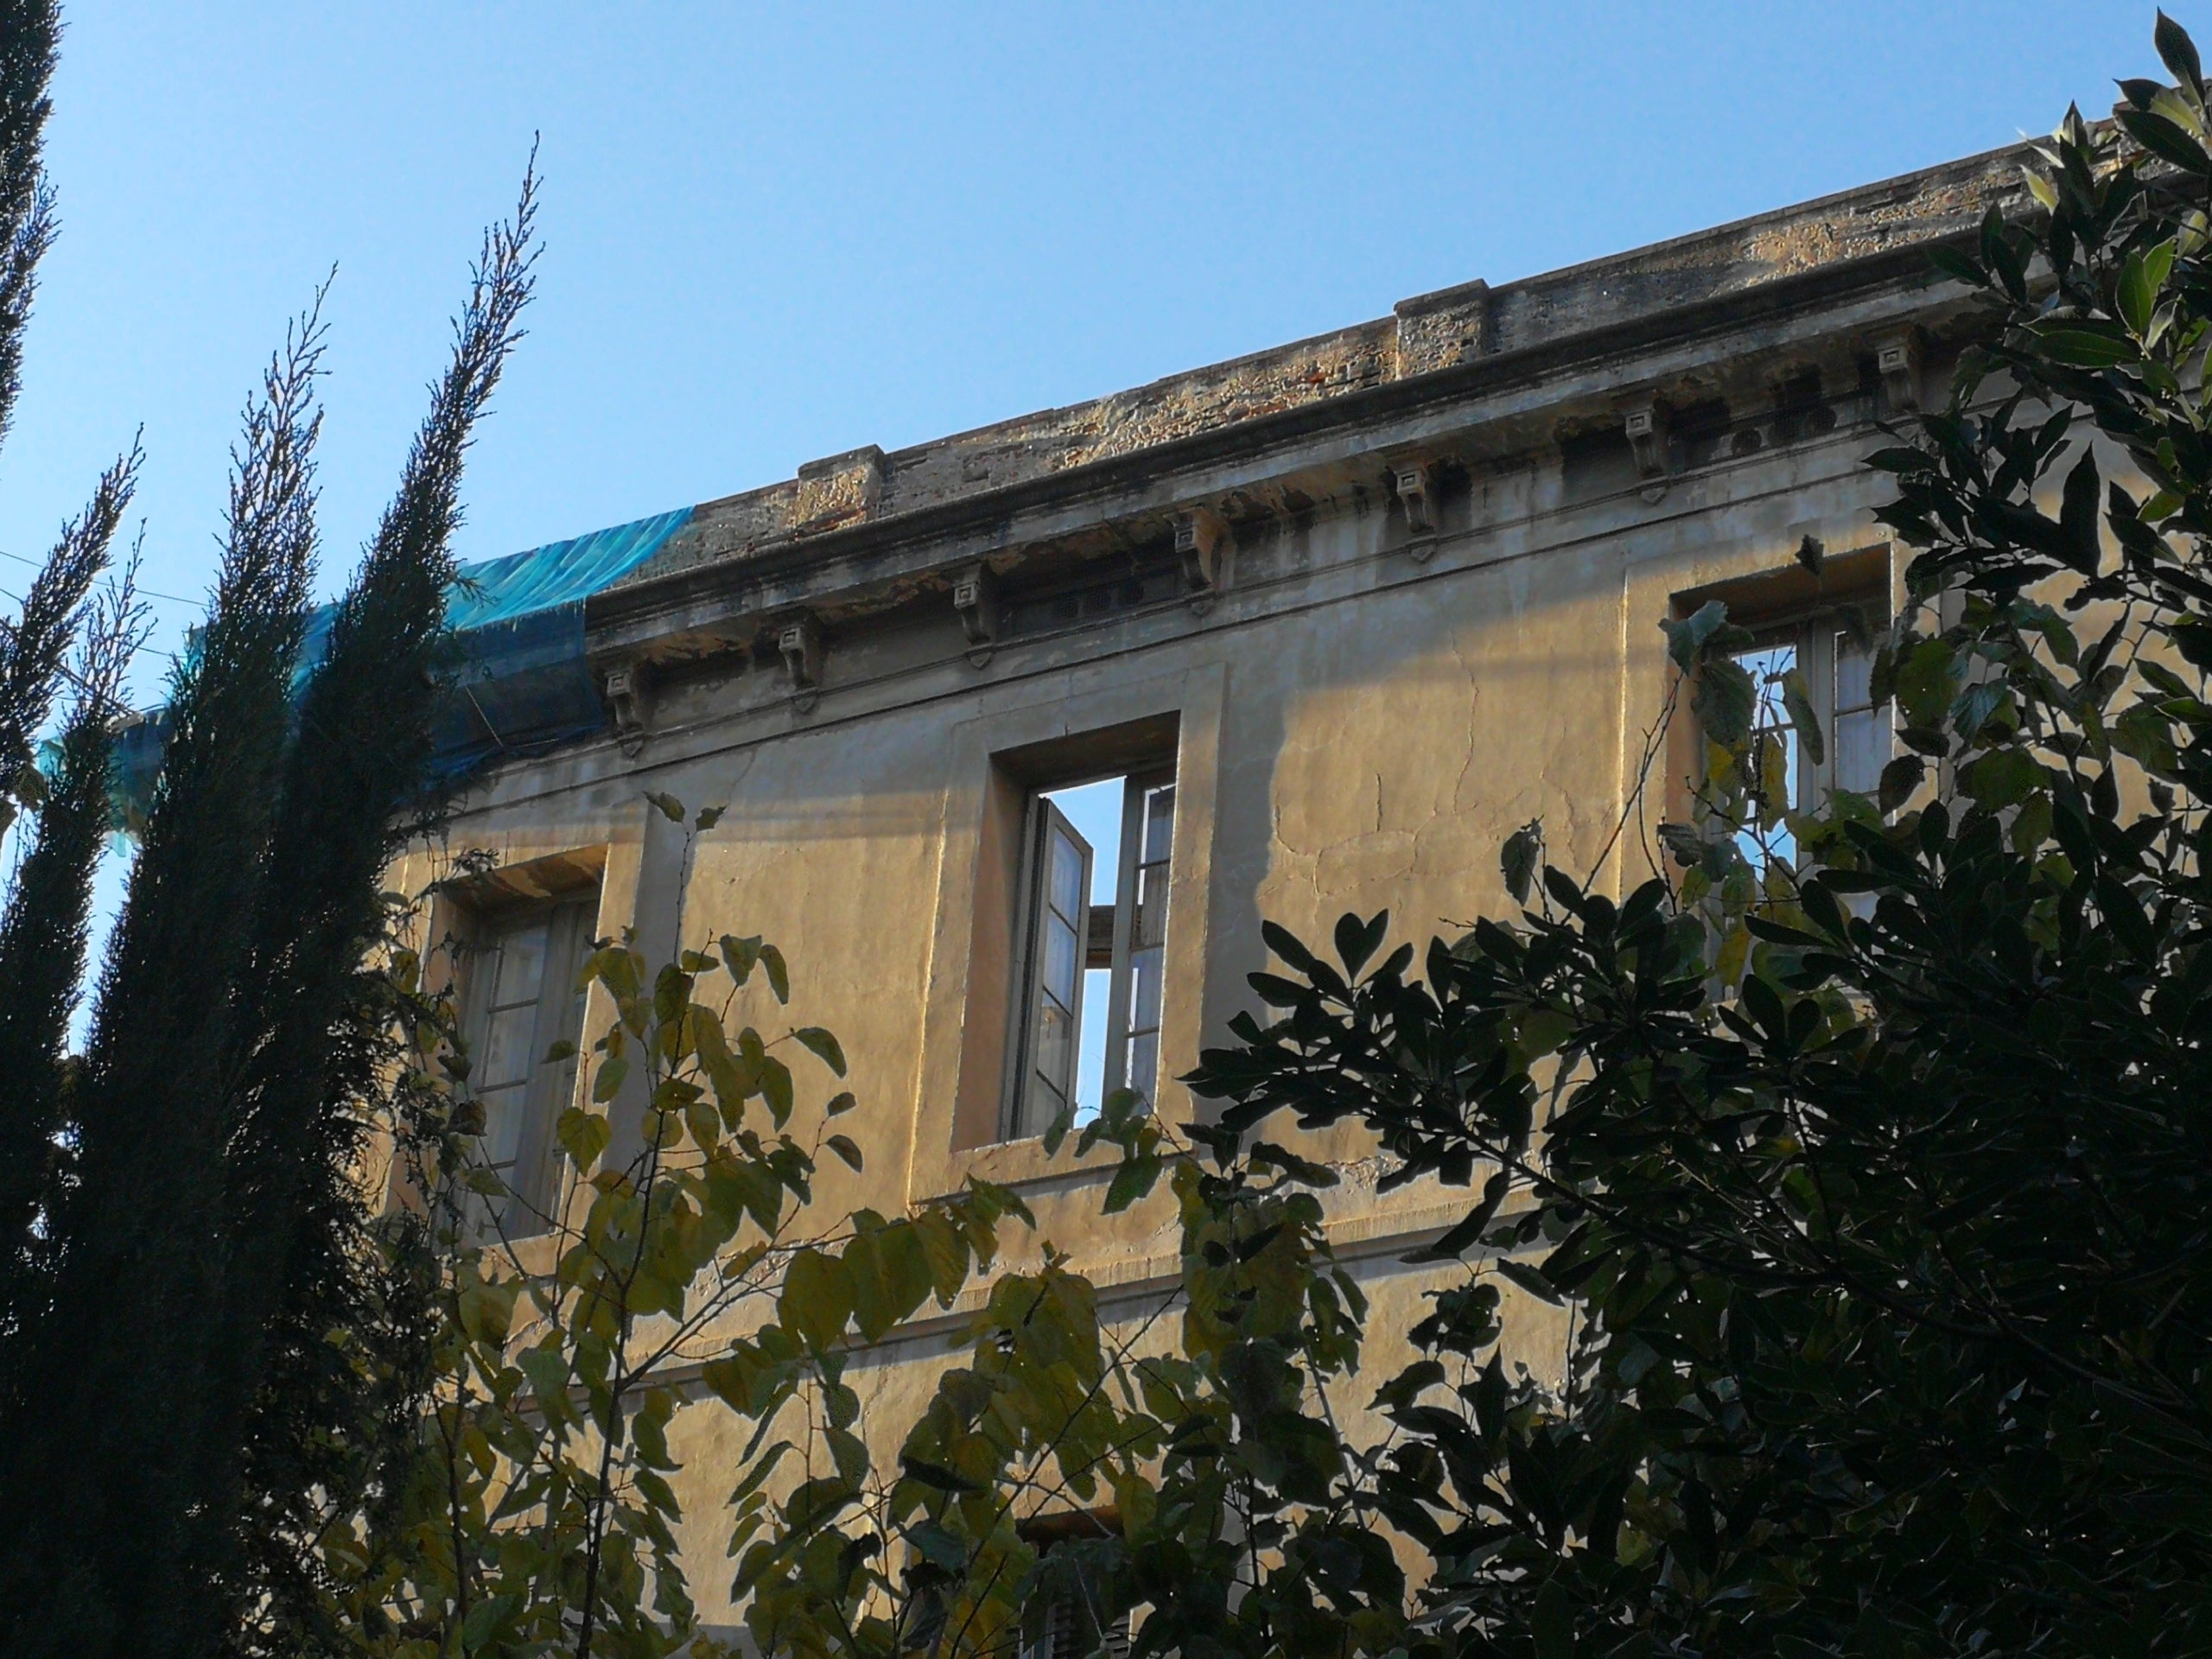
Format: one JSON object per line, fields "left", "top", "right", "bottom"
{"left": 928, "top": 1122, "right": 1132, "bottom": 1199}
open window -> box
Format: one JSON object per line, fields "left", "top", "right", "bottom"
{"left": 1731, "top": 615, "right": 1886, "bottom": 860}
{"left": 448, "top": 857, "right": 601, "bottom": 1236}
{"left": 997, "top": 726, "right": 1179, "bottom": 1143}
{"left": 1677, "top": 548, "right": 1892, "bottom": 864}
{"left": 1018, "top": 1512, "right": 1129, "bottom": 1659}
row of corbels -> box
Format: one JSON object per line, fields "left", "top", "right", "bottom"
{"left": 1614, "top": 329, "right": 1925, "bottom": 505}
{"left": 604, "top": 612, "right": 828, "bottom": 738}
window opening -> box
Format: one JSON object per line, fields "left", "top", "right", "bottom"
{"left": 1735, "top": 639, "right": 1802, "bottom": 868}
{"left": 461, "top": 896, "right": 592, "bottom": 1236}
{"left": 1726, "top": 614, "right": 1887, "bottom": 867}
{"left": 1010, "top": 766, "right": 1177, "bottom": 1141}
{"left": 1018, "top": 1518, "right": 1129, "bottom": 1659}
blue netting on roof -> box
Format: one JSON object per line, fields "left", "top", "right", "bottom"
{"left": 108, "top": 505, "right": 693, "bottom": 824}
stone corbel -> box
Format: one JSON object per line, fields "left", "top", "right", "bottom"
{"left": 605, "top": 663, "right": 652, "bottom": 746}
{"left": 778, "top": 615, "right": 823, "bottom": 710}
{"left": 1875, "top": 332, "right": 1922, "bottom": 412}
{"left": 1389, "top": 459, "right": 1438, "bottom": 556}
{"left": 1622, "top": 401, "right": 1669, "bottom": 500}
{"left": 1174, "top": 509, "right": 1228, "bottom": 613}
{"left": 951, "top": 563, "right": 1000, "bottom": 664}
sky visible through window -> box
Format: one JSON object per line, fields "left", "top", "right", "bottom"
{"left": 1736, "top": 642, "right": 1801, "bottom": 868}
{"left": 1041, "top": 777, "right": 1124, "bottom": 1122}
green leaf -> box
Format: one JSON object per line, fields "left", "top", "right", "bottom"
{"left": 780, "top": 1250, "right": 853, "bottom": 1351}
{"left": 826, "top": 1134, "right": 863, "bottom": 1173}
{"left": 1961, "top": 747, "right": 2044, "bottom": 810}
{"left": 1780, "top": 668, "right": 1825, "bottom": 767}
{"left": 906, "top": 1520, "right": 968, "bottom": 1573}
{"left": 591, "top": 1056, "right": 629, "bottom": 1103}
{"left": 1694, "top": 658, "right": 1758, "bottom": 747}
{"left": 1041, "top": 1103, "right": 1075, "bottom": 1157}
{"left": 1893, "top": 639, "right": 1960, "bottom": 728}
{"left": 462, "top": 1592, "right": 521, "bottom": 1652}
{"left": 760, "top": 943, "right": 791, "bottom": 1004}
{"left": 695, "top": 804, "right": 723, "bottom": 830}
{"left": 2120, "top": 240, "right": 2177, "bottom": 336}
{"left": 1103, "top": 1151, "right": 1163, "bottom": 1214}
{"left": 1334, "top": 909, "right": 1389, "bottom": 976}
{"left": 861, "top": 1220, "right": 931, "bottom": 1338}
{"left": 913, "top": 1208, "right": 969, "bottom": 1306}
{"left": 646, "top": 790, "right": 687, "bottom": 823}
{"left": 2158, "top": 9, "right": 2204, "bottom": 99}
{"left": 899, "top": 1454, "right": 983, "bottom": 1494}
{"left": 826, "top": 1090, "right": 857, "bottom": 1116}
{"left": 2060, "top": 446, "right": 2102, "bottom": 575}
{"left": 2113, "top": 702, "right": 2182, "bottom": 777}
{"left": 720, "top": 933, "right": 762, "bottom": 985}
{"left": 1878, "top": 753, "right": 1925, "bottom": 815}
{"left": 1661, "top": 599, "right": 1730, "bottom": 670}
{"left": 760, "top": 1057, "right": 794, "bottom": 1127}
{"left": 556, "top": 1107, "right": 611, "bottom": 1170}
{"left": 794, "top": 1026, "right": 846, "bottom": 1076}
{"left": 1501, "top": 820, "right": 1542, "bottom": 905}
{"left": 2025, "top": 321, "right": 2140, "bottom": 367}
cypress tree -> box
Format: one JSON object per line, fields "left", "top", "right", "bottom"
{"left": 0, "top": 316, "right": 323, "bottom": 1656}
{"left": 0, "top": 0, "right": 57, "bottom": 461}
{"left": 207, "top": 173, "right": 538, "bottom": 1652}
{"left": 0, "top": 450, "right": 140, "bottom": 1338}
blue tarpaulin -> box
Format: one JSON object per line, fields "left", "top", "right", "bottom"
{"left": 110, "top": 505, "right": 692, "bottom": 821}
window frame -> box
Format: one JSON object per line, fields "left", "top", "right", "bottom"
{"left": 455, "top": 891, "right": 596, "bottom": 1238}
{"left": 1730, "top": 607, "right": 1888, "bottom": 816}
{"left": 916, "top": 665, "right": 1220, "bottom": 1193}
{"left": 1670, "top": 544, "right": 1897, "bottom": 838}
{"left": 1000, "top": 756, "right": 1179, "bottom": 1146}
{"left": 1102, "top": 767, "right": 1175, "bottom": 1109}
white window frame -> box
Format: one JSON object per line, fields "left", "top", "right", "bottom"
{"left": 458, "top": 895, "right": 594, "bottom": 1236}
{"left": 1726, "top": 602, "right": 1891, "bottom": 820}
{"left": 1004, "top": 765, "right": 1178, "bottom": 1141}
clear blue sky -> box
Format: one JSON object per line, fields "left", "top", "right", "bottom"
{"left": 0, "top": 2, "right": 2168, "bottom": 702}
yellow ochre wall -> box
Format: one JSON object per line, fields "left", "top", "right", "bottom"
{"left": 385, "top": 393, "right": 1919, "bottom": 1630}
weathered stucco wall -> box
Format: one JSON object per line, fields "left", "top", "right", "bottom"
{"left": 404, "top": 138, "right": 2018, "bottom": 1632}
{"left": 421, "top": 413, "right": 1916, "bottom": 1630}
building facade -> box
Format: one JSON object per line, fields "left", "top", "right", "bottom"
{"left": 391, "top": 142, "right": 2025, "bottom": 1628}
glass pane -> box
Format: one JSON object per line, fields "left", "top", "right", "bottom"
{"left": 1732, "top": 642, "right": 1801, "bottom": 866}
{"left": 1143, "top": 784, "right": 1175, "bottom": 862}
{"left": 1049, "top": 831, "right": 1084, "bottom": 924}
{"left": 1834, "top": 630, "right": 1874, "bottom": 713}
{"left": 1033, "top": 995, "right": 1073, "bottom": 1096}
{"left": 1074, "top": 967, "right": 1109, "bottom": 1126}
{"left": 492, "top": 921, "right": 550, "bottom": 1007}
{"left": 479, "top": 1083, "right": 525, "bottom": 1166}
{"left": 1042, "top": 913, "right": 1078, "bottom": 1004}
{"left": 1128, "top": 1031, "right": 1159, "bottom": 1103}
{"left": 1130, "top": 948, "right": 1162, "bottom": 1033}
{"left": 1834, "top": 707, "right": 1889, "bottom": 798}
{"left": 480, "top": 1004, "right": 537, "bottom": 1090}
{"left": 1738, "top": 643, "right": 1796, "bottom": 730}
{"left": 1133, "top": 867, "right": 1169, "bottom": 950}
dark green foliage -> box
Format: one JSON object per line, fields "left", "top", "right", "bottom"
{"left": 0, "top": 443, "right": 134, "bottom": 810}
{"left": 1169, "top": 31, "right": 2212, "bottom": 1656}
{"left": 0, "top": 0, "right": 55, "bottom": 461}
{"left": 0, "top": 508, "right": 140, "bottom": 1347}
{"left": 0, "top": 10, "right": 536, "bottom": 1651}
{"left": 212, "top": 171, "right": 537, "bottom": 1655}
{"left": 0, "top": 315, "right": 325, "bottom": 1656}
